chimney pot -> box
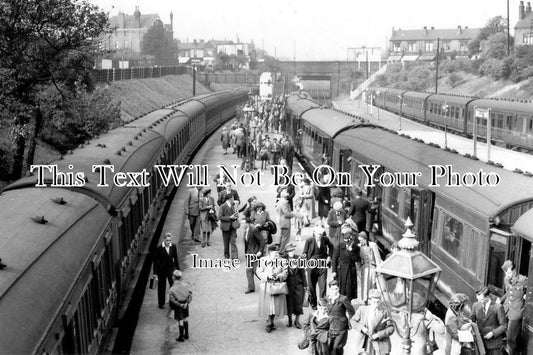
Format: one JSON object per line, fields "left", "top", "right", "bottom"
{"left": 520, "top": 1, "right": 526, "bottom": 19}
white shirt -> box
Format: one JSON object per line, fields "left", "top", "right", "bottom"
{"left": 162, "top": 242, "right": 170, "bottom": 254}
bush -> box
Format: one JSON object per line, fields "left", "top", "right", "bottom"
{"left": 0, "top": 137, "right": 13, "bottom": 180}
{"left": 446, "top": 72, "right": 463, "bottom": 87}
{"left": 479, "top": 58, "right": 510, "bottom": 79}
{"left": 406, "top": 66, "right": 433, "bottom": 91}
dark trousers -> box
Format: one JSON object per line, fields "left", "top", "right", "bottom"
{"left": 157, "top": 272, "right": 173, "bottom": 307}
{"left": 355, "top": 220, "right": 366, "bottom": 234}
{"left": 222, "top": 228, "right": 238, "bottom": 259}
{"left": 188, "top": 214, "right": 200, "bottom": 239}
{"left": 246, "top": 260, "right": 257, "bottom": 291}
{"left": 329, "top": 330, "right": 348, "bottom": 355}
{"left": 507, "top": 318, "right": 522, "bottom": 355}
{"left": 307, "top": 267, "right": 328, "bottom": 308}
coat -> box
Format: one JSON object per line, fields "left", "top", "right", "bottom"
{"left": 286, "top": 256, "right": 307, "bottom": 315}
{"left": 276, "top": 199, "right": 294, "bottom": 229}
{"left": 256, "top": 256, "right": 288, "bottom": 319}
{"left": 349, "top": 197, "right": 370, "bottom": 225}
{"left": 327, "top": 209, "right": 347, "bottom": 244}
{"left": 316, "top": 186, "right": 330, "bottom": 218}
{"left": 153, "top": 243, "right": 180, "bottom": 277}
{"left": 351, "top": 305, "right": 394, "bottom": 354}
{"left": 327, "top": 294, "right": 355, "bottom": 332}
{"left": 471, "top": 301, "right": 506, "bottom": 351}
{"left": 199, "top": 195, "right": 216, "bottom": 233}
{"left": 184, "top": 188, "right": 201, "bottom": 216}
{"left": 221, "top": 130, "right": 230, "bottom": 149}
{"left": 217, "top": 188, "right": 241, "bottom": 206}
{"left": 407, "top": 310, "right": 445, "bottom": 355}
{"left": 303, "top": 312, "right": 330, "bottom": 347}
{"left": 243, "top": 225, "right": 265, "bottom": 255}
{"left": 303, "top": 236, "right": 334, "bottom": 261}
{"left": 218, "top": 201, "right": 238, "bottom": 232}
{"left": 501, "top": 274, "right": 527, "bottom": 320}
{"left": 332, "top": 242, "right": 360, "bottom": 301}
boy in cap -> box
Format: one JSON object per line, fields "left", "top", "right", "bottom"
{"left": 351, "top": 289, "right": 394, "bottom": 354}
{"left": 471, "top": 286, "right": 506, "bottom": 355}
{"left": 168, "top": 270, "right": 192, "bottom": 342}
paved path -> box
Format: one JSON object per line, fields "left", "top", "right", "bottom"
{"left": 130, "top": 124, "right": 448, "bottom": 354}
{"left": 334, "top": 98, "right": 533, "bottom": 173}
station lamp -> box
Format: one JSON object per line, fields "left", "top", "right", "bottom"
{"left": 375, "top": 218, "right": 442, "bottom": 354}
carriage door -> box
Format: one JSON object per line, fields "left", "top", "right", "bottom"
{"left": 413, "top": 189, "right": 434, "bottom": 256}
{"left": 508, "top": 234, "right": 531, "bottom": 280}
{"left": 487, "top": 229, "right": 509, "bottom": 296}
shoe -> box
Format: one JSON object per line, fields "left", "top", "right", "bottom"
{"left": 207, "top": 242, "right": 211, "bottom": 246}
{"left": 194, "top": 239, "right": 201, "bottom": 243}
{"left": 311, "top": 305, "right": 317, "bottom": 310}
{"left": 158, "top": 305, "right": 164, "bottom": 309}
{"left": 287, "top": 321, "right": 293, "bottom": 328}
{"left": 202, "top": 243, "right": 206, "bottom": 248}
{"left": 294, "top": 321, "right": 302, "bottom": 329}
{"left": 266, "top": 325, "right": 272, "bottom": 333}
{"left": 245, "top": 289, "right": 255, "bottom": 294}
{"left": 176, "top": 336, "right": 185, "bottom": 342}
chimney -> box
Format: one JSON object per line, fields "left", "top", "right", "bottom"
{"left": 457, "top": 25, "right": 462, "bottom": 34}
{"left": 424, "top": 26, "right": 428, "bottom": 35}
{"left": 120, "top": 12, "right": 126, "bottom": 29}
{"left": 134, "top": 6, "right": 141, "bottom": 28}
{"left": 193, "top": 39, "right": 197, "bottom": 47}
{"left": 431, "top": 26, "right": 435, "bottom": 30}
{"left": 170, "top": 11, "right": 173, "bottom": 32}
{"left": 527, "top": 2, "right": 532, "bottom": 13}
{"left": 520, "top": 1, "right": 526, "bottom": 20}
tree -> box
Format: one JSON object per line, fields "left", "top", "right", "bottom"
{"left": 468, "top": 16, "right": 509, "bottom": 55}
{"left": 480, "top": 32, "right": 509, "bottom": 60}
{"left": 264, "top": 55, "right": 281, "bottom": 73}
{"left": 141, "top": 21, "right": 178, "bottom": 66}
{"left": 215, "top": 51, "right": 230, "bottom": 70}
{"left": 0, "top": 0, "right": 110, "bottom": 179}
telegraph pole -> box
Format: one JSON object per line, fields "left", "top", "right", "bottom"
{"left": 507, "top": 0, "right": 511, "bottom": 55}
{"left": 192, "top": 65, "right": 196, "bottom": 96}
{"left": 435, "top": 38, "right": 440, "bottom": 94}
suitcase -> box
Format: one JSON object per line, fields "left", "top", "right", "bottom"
{"left": 149, "top": 275, "right": 158, "bottom": 290}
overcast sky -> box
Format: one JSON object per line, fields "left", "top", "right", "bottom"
{"left": 90, "top": 0, "right": 521, "bottom": 60}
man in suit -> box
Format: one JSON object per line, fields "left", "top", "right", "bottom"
{"left": 242, "top": 218, "right": 265, "bottom": 293}
{"left": 217, "top": 182, "right": 240, "bottom": 206}
{"left": 349, "top": 191, "right": 370, "bottom": 233}
{"left": 153, "top": 233, "right": 181, "bottom": 308}
{"left": 500, "top": 260, "right": 528, "bottom": 355}
{"left": 351, "top": 289, "right": 394, "bottom": 354}
{"left": 327, "top": 280, "right": 356, "bottom": 355}
{"left": 471, "top": 286, "right": 507, "bottom": 355}
{"left": 184, "top": 186, "right": 202, "bottom": 242}
{"left": 327, "top": 202, "right": 347, "bottom": 245}
{"left": 218, "top": 194, "right": 239, "bottom": 259}
{"left": 303, "top": 225, "right": 334, "bottom": 310}
{"left": 331, "top": 224, "right": 360, "bottom": 301}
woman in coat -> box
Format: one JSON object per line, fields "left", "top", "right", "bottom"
{"left": 257, "top": 246, "right": 288, "bottom": 332}
{"left": 284, "top": 244, "right": 307, "bottom": 329}
{"left": 445, "top": 293, "right": 479, "bottom": 355}
{"left": 300, "top": 178, "right": 315, "bottom": 223}
{"left": 199, "top": 187, "right": 217, "bottom": 247}
{"left": 251, "top": 202, "right": 271, "bottom": 247}
{"left": 302, "top": 298, "right": 330, "bottom": 355}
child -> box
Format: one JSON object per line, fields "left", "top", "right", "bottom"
{"left": 168, "top": 270, "right": 193, "bottom": 342}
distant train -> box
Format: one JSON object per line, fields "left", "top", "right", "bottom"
{"left": 0, "top": 88, "right": 254, "bottom": 355}
{"left": 285, "top": 91, "right": 533, "bottom": 350}
{"left": 366, "top": 87, "right": 533, "bottom": 152}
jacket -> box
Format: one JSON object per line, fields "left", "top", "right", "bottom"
{"left": 471, "top": 300, "right": 507, "bottom": 350}
{"left": 184, "top": 188, "right": 201, "bottom": 216}
{"left": 276, "top": 199, "right": 294, "bottom": 229}
{"left": 218, "top": 202, "right": 238, "bottom": 232}
{"left": 351, "top": 305, "right": 394, "bottom": 354}
{"left": 243, "top": 225, "right": 266, "bottom": 255}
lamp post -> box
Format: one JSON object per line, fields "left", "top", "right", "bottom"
{"left": 397, "top": 94, "right": 404, "bottom": 130}
{"left": 375, "top": 218, "right": 442, "bottom": 355}
{"left": 442, "top": 103, "right": 449, "bottom": 149}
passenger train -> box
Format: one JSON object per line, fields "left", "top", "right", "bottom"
{"left": 0, "top": 88, "right": 254, "bottom": 355}
{"left": 366, "top": 87, "right": 533, "bottom": 152}
{"left": 286, "top": 91, "right": 533, "bottom": 348}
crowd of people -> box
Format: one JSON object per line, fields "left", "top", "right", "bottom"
{"left": 151, "top": 95, "right": 528, "bottom": 354}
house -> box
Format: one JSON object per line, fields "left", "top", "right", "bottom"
{"left": 388, "top": 26, "right": 480, "bottom": 62}
{"left": 514, "top": 1, "right": 533, "bottom": 46}
{"left": 102, "top": 6, "right": 173, "bottom": 55}
{"left": 177, "top": 40, "right": 233, "bottom": 65}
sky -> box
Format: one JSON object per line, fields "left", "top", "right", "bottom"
{"left": 90, "top": 0, "right": 521, "bottom": 60}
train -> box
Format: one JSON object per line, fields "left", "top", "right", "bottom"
{"left": 365, "top": 87, "right": 533, "bottom": 152}
{"left": 285, "top": 91, "right": 533, "bottom": 349}
{"left": 0, "top": 87, "right": 254, "bottom": 355}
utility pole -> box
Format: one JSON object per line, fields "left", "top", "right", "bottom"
{"left": 507, "top": 0, "right": 511, "bottom": 55}
{"left": 192, "top": 65, "right": 196, "bottom": 96}
{"left": 435, "top": 38, "right": 440, "bottom": 94}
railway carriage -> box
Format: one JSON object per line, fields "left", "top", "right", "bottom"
{"left": 0, "top": 87, "right": 253, "bottom": 354}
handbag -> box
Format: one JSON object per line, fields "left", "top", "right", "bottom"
{"left": 148, "top": 275, "right": 158, "bottom": 290}
{"left": 208, "top": 208, "right": 217, "bottom": 222}
{"left": 231, "top": 219, "right": 241, "bottom": 229}
{"left": 266, "top": 281, "right": 288, "bottom": 295}
{"left": 426, "top": 330, "right": 439, "bottom": 353}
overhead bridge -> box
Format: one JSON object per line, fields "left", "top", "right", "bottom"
{"left": 298, "top": 75, "right": 331, "bottom": 81}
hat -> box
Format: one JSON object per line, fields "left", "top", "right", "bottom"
{"left": 313, "top": 225, "right": 325, "bottom": 236}
{"left": 475, "top": 286, "right": 490, "bottom": 296}
{"left": 267, "top": 245, "right": 279, "bottom": 252}
{"left": 369, "top": 289, "right": 381, "bottom": 300}
{"left": 254, "top": 202, "right": 266, "bottom": 210}
{"left": 341, "top": 223, "right": 353, "bottom": 234}
{"left": 333, "top": 201, "right": 343, "bottom": 211}
{"left": 501, "top": 260, "right": 514, "bottom": 272}
{"left": 172, "top": 270, "right": 182, "bottom": 279}
{"left": 285, "top": 243, "right": 296, "bottom": 252}
{"left": 202, "top": 187, "right": 211, "bottom": 195}
{"left": 358, "top": 231, "right": 368, "bottom": 240}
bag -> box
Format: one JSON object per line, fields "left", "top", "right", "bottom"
{"left": 208, "top": 209, "right": 217, "bottom": 222}
{"left": 148, "top": 275, "right": 158, "bottom": 290}
{"left": 266, "top": 281, "right": 288, "bottom": 295}
{"left": 265, "top": 219, "right": 277, "bottom": 235}
{"left": 231, "top": 219, "right": 241, "bottom": 229}
{"left": 302, "top": 288, "right": 310, "bottom": 307}
{"left": 426, "top": 330, "right": 439, "bottom": 353}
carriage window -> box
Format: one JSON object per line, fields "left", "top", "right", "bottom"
{"left": 456, "top": 108, "right": 459, "bottom": 119}
{"left": 388, "top": 186, "right": 400, "bottom": 214}
{"left": 401, "top": 189, "right": 411, "bottom": 221}
{"left": 440, "top": 213, "right": 464, "bottom": 260}
{"left": 467, "top": 229, "right": 484, "bottom": 279}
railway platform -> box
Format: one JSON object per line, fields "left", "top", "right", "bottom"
{"left": 333, "top": 96, "right": 533, "bottom": 173}
{"left": 129, "top": 124, "right": 448, "bottom": 354}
